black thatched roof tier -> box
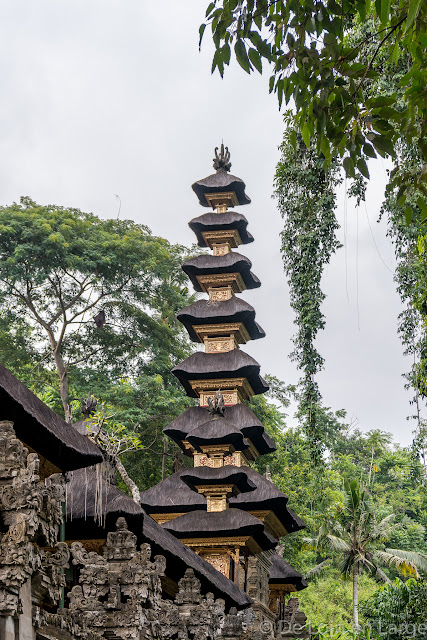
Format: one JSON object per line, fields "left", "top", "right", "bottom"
{"left": 65, "top": 469, "right": 251, "bottom": 609}
{"left": 164, "top": 405, "right": 276, "bottom": 456}
{"left": 177, "top": 297, "right": 265, "bottom": 343}
{"left": 172, "top": 351, "right": 269, "bottom": 397}
{"left": 269, "top": 554, "right": 308, "bottom": 591}
{"left": 140, "top": 467, "right": 304, "bottom": 534}
{"left": 186, "top": 417, "right": 249, "bottom": 452}
{"left": 181, "top": 252, "right": 260, "bottom": 292}
{"left": 180, "top": 467, "right": 257, "bottom": 494}
{"left": 189, "top": 211, "right": 254, "bottom": 246}
{"left": 0, "top": 364, "right": 103, "bottom": 471}
{"left": 163, "top": 509, "right": 276, "bottom": 551}
{"left": 192, "top": 171, "right": 251, "bottom": 207}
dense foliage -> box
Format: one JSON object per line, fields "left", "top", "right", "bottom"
{"left": 0, "top": 198, "right": 196, "bottom": 488}
{"left": 274, "top": 117, "right": 341, "bottom": 460}
{"left": 360, "top": 578, "right": 427, "bottom": 639}
{"left": 200, "top": 0, "right": 426, "bottom": 208}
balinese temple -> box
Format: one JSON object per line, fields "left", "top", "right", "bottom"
{"left": 140, "top": 146, "right": 307, "bottom": 622}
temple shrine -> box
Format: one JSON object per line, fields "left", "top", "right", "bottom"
{"left": 141, "top": 145, "right": 307, "bottom": 620}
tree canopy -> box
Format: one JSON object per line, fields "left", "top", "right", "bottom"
{"left": 0, "top": 198, "right": 196, "bottom": 488}
{"left": 201, "top": 0, "right": 426, "bottom": 208}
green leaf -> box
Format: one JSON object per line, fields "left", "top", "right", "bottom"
{"left": 405, "top": 207, "right": 413, "bottom": 225}
{"left": 248, "top": 48, "right": 262, "bottom": 73}
{"left": 301, "top": 122, "right": 311, "bottom": 148}
{"left": 357, "top": 157, "right": 370, "bottom": 179}
{"left": 363, "top": 143, "right": 377, "bottom": 158}
{"left": 343, "top": 155, "right": 355, "bottom": 177}
{"left": 406, "top": 0, "right": 423, "bottom": 30}
{"left": 234, "top": 39, "right": 251, "bottom": 73}
{"left": 372, "top": 134, "right": 394, "bottom": 157}
{"left": 379, "top": 0, "right": 392, "bottom": 24}
{"left": 205, "top": 2, "right": 215, "bottom": 18}
{"left": 199, "top": 24, "right": 206, "bottom": 50}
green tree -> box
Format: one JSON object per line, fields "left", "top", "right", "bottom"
{"left": 0, "top": 198, "right": 194, "bottom": 422}
{"left": 360, "top": 578, "right": 427, "bottom": 640}
{"left": 304, "top": 478, "right": 425, "bottom": 629}
{"left": 200, "top": 0, "right": 426, "bottom": 206}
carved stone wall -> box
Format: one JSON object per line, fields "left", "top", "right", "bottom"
{"left": 0, "top": 420, "right": 68, "bottom": 639}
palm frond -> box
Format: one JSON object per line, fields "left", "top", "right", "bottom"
{"left": 374, "top": 550, "right": 420, "bottom": 578}
{"left": 326, "top": 534, "right": 351, "bottom": 552}
{"left": 385, "top": 548, "right": 427, "bottom": 575}
{"left": 304, "top": 558, "right": 332, "bottom": 579}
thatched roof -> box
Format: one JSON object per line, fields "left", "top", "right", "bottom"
{"left": 192, "top": 172, "right": 251, "bottom": 207}
{"left": 189, "top": 211, "right": 254, "bottom": 246}
{"left": 181, "top": 252, "right": 260, "bottom": 292}
{"left": 269, "top": 554, "right": 308, "bottom": 591}
{"left": 163, "top": 509, "right": 276, "bottom": 550}
{"left": 0, "top": 364, "right": 102, "bottom": 471}
{"left": 140, "top": 466, "right": 305, "bottom": 533}
{"left": 180, "top": 467, "right": 257, "bottom": 494}
{"left": 64, "top": 469, "right": 251, "bottom": 609}
{"left": 164, "top": 405, "right": 276, "bottom": 456}
{"left": 177, "top": 297, "right": 265, "bottom": 343}
{"left": 172, "top": 350, "right": 269, "bottom": 397}
{"left": 186, "top": 417, "right": 249, "bottom": 452}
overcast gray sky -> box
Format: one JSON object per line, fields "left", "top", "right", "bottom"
{"left": 0, "top": 1, "right": 417, "bottom": 445}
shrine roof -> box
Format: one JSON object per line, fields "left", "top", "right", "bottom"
{"left": 181, "top": 252, "right": 260, "bottom": 292}
{"left": 139, "top": 466, "right": 305, "bottom": 534}
{"left": 171, "top": 350, "right": 269, "bottom": 397}
{"left": 180, "top": 466, "right": 257, "bottom": 494}
{"left": 189, "top": 211, "right": 254, "bottom": 246}
{"left": 269, "top": 554, "right": 308, "bottom": 590}
{"left": 163, "top": 405, "right": 276, "bottom": 456}
{"left": 186, "top": 417, "right": 250, "bottom": 452}
{"left": 163, "top": 509, "right": 276, "bottom": 550}
{"left": 192, "top": 172, "right": 251, "bottom": 208}
{"left": 65, "top": 468, "right": 252, "bottom": 609}
{"left": 177, "top": 297, "right": 265, "bottom": 343}
{"left": 0, "top": 364, "right": 102, "bottom": 471}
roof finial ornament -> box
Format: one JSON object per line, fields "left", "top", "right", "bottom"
{"left": 213, "top": 144, "right": 231, "bottom": 173}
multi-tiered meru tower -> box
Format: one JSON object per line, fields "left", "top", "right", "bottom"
{"left": 140, "top": 146, "right": 307, "bottom": 620}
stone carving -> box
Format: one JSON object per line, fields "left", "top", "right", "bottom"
{"left": 0, "top": 421, "right": 66, "bottom": 628}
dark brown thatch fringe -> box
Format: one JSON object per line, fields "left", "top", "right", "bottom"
{"left": 0, "top": 364, "right": 102, "bottom": 471}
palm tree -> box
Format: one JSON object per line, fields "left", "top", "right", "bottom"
{"left": 365, "top": 429, "right": 392, "bottom": 486}
{"left": 303, "top": 478, "right": 427, "bottom": 629}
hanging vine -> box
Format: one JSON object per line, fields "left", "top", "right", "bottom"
{"left": 274, "top": 114, "right": 342, "bottom": 462}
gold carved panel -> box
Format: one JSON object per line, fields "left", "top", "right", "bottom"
{"left": 204, "top": 336, "right": 237, "bottom": 353}
{"left": 208, "top": 287, "right": 233, "bottom": 302}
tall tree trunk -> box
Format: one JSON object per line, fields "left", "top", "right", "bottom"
{"left": 53, "top": 348, "right": 71, "bottom": 422}
{"left": 353, "top": 562, "right": 359, "bottom": 630}
{"left": 115, "top": 456, "right": 140, "bottom": 504}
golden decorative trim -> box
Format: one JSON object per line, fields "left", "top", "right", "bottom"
{"left": 204, "top": 191, "right": 239, "bottom": 209}
{"left": 208, "top": 286, "right": 233, "bottom": 302}
{"left": 191, "top": 378, "right": 255, "bottom": 405}
{"left": 197, "top": 272, "right": 245, "bottom": 293}
{"left": 194, "top": 323, "right": 250, "bottom": 345}
{"left": 201, "top": 229, "right": 242, "bottom": 249}
{"left": 150, "top": 513, "right": 186, "bottom": 525}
